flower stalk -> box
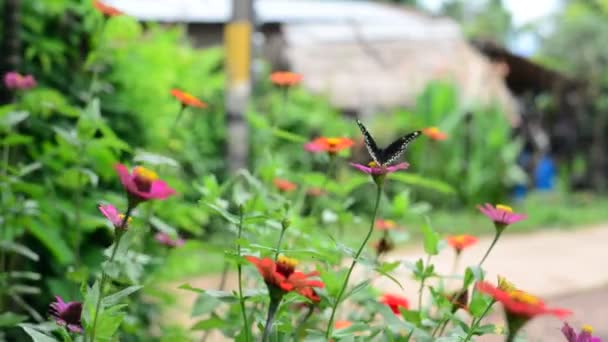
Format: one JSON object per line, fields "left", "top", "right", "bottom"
{"left": 236, "top": 206, "right": 250, "bottom": 342}
{"left": 262, "top": 296, "right": 281, "bottom": 342}
{"left": 325, "top": 183, "right": 383, "bottom": 338}
{"left": 462, "top": 300, "right": 495, "bottom": 342}
{"left": 89, "top": 206, "right": 132, "bottom": 342}
{"left": 478, "top": 225, "right": 505, "bottom": 267}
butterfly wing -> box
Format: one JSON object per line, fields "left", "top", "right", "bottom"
{"left": 356, "top": 120, "right": 381, "bottom": 165}
{"left": 379, "top": 131, "right": 421, "bottom": 165}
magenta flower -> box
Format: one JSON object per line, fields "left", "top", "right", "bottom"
{"left": 115, "top": 164, "right": 175, "bottom": 207}
{"left": 478, "top": 203, "right": 527, "bottom": 227}
{"left": 98, "top": 204, "right": 131, "bottom": 230}
{"left": 49, "top": 296, "right": 83, "bottom": 333}
{"left": 3, "top": 71, "right": 36, "bottom": 90}
{"left": 562, "top": 322, "right": 601, "bottom": 342}
{"left": 350, "top": 161, "right": 409, "bottom": 175}
{"left": 155, "top": 232, "right": 185, "bottom": 248}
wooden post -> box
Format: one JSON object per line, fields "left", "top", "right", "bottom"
{"left": 224, "top": 0, "right": 253, "bottom": 172}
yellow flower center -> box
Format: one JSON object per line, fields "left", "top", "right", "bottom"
{"left": 582, "top": 324, "right": 593, "bottom": 334}
{"left": 278, "top": 255, "right": 298, "bottom": 268}
{"left": 497, "top": 275, "right": 516, "bottom": 292}
{"left": 496, "top": 204, "right": 513, "bottom": 213}
{"left": 117, "top": 214, "right": 133, "bottom": 225}
{"left": 276, "top": 255, "right": 298, "bottom": 277}
{"left": 326, "top": 138, "right": 341, "bottom": 146}
{"left": 428, "top": 127, "right": 440, "bottom": 134}
{"left": 368, "top": 161, "right": 379, "bottom": 168}
{"left": 133, "top": 166, "right": 158, "bottom": 182}
{"left": 509, "top": 290, "right": 540, "bottom": 305}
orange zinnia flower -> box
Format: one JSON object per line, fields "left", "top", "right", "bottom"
{"left": 446, "top": 234, "right": 478, "bottom": 254}
{"left": 170, "top": 89, "right": 207, "bottom": 109}
{"left": 422, "top": 127, "right": 448, "bottom": 141}
{"left": 93, "top": 0, "right": 123, "bottom": 16}
{"left": 274, "top": 178, "right": 297, "bottom": 192}
{"left": 304, "top": 137, "right": 354, "bottom": 154}
{"left": 476, "top": 281, "right": 571, "bottom": 319}
{"left": 270, "top": 71, "right": 302, "bottom": 87}
{"left": 375, "top": 219, "right": 397, "bottom": 231}
{"left": 246, "top": 255, "right": 324, "bottom": 300}
{"left": 334, "top": 320, "right": 352, "bottom": 330}
{"left": 381, "top": 293, "right": 409, "bottom": 315}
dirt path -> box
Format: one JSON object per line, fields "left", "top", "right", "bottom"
{"left": 166, "top": 223, "right": 608, "bottom": 340}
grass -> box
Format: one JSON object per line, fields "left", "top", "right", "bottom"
{"left": 154, "top": 191, "right": 608, "bottom": 281}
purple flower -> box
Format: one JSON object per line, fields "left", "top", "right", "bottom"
{"left": 49, "top": 296, "right": 83, "bottom": 333}
{"left": 3, "top": 71, "right": 36, "bottom": 90}
{"left": 115, "top": 164, "right": 175, "bottom": 207}
{"left": 478, "top": 203, "right": 527, "bottom": 227}
{"left": 562, "top": 322, "right": 601, "bottom": 342}
{"left": 350, "top": 161, "right": 409, "bottom": 175}
{"left": 98, "top": 204, "right": 131, "bottom": 230}
{"left": 155, "top": 232, "right": 185, "bottom": 248}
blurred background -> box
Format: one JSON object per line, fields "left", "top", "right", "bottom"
{"left": 2, "top": 0, "right": 608, "bottom": 340}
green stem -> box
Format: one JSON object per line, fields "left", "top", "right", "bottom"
{"left": 89, "top": 207, "right": 132, "bottom": 342}
{"left": 0, "top": 142, "right": 10, "bottom": 310}
{"left": 170, "top": 106, "right": 186, "bottom": 137}
{"left": 262, "top": 298, "right": 280, "bottom": 342}
{"left": 325, "top": 184, "right": 383, "bottom": 339}
{"left": 417, "top": 255, "right": 431, "bottom": 310}
{"left": 293, "top": 304, "right": 314, "bottom": 339}
{"left": 274, "top": 226, "right": 287, "bottom": 261}
{"left": 462, "top": 300, "right": 495, "bottom": 342}
{"left": 478, "top": 227, "right": 504, "bottom": 267}
{"left": 236, "top": 206, "right": 250, "bottom": 342}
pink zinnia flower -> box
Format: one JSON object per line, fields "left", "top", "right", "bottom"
{"left": 562, "top": 322, "right": 601, "bottom": 342}
{"left": 115, "top": 164, "right": 175, "bottom": 207}
{"left": 350, "top": 161, "right": 409, "bottom": 175}
{"left": 98, "top": 204, "right": 131, "bottom": 230}
{"left": 478, "top": 203, "right": 527, "bottom": 227}
{"left": 3, "top": 71, "right": 36, "bottom": 90}
{"left": 49, "top": 296, "right": 83, "bottom": 333}
{"left": 154, "top": 232, "right": 185, "bottom": 248}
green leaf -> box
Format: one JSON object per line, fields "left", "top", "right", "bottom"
{"left": 204, "top": 202, "right": 239, "bottom": 224}
{"left": 463, "top": 266, "right": 485, "bottom": 287}
{"left": 191, "top": 293, "right": 222, "bottom": 317}
{"left": 0, "top": 312, "right": 27, "bottom": 327}
{"left": 421, "top": 217, "right": 439, "bottom": 255}
{"left": 0, "top": 240, "right": 39, "bottom": 261}
{"left": 133, "top": 150, "right": 179, "bottom": 167}
{"left": 390, "top": 173, "right": 455, "bottom": 194}
{"left": 469, "top": 291, "right": 494, "bottom": 318}
{"left": 18, "top": 324, "right": 57, "bottom": 342}
{"left": 191, "top": 316, "right": 229, "bottom": 331}
{"left": 94, "top": 304, "right": 126, "bottom": 341}
{"left": 83, "top": 281, "right": 100, "bottom": 326}
{"left": 0, "top": 111, "right": 29, "bottom": 130}
{"left": 102, "top": 285, "right": 143, "bottom": 307}
{"left": 28, "top": 221, "right": 74, "bottom": 265}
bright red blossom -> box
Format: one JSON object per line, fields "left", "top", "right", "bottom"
{"left": 274, "top": 178, "right": 297, "bottom": 192}
{"left": 170, "top": 89, "right": 207, "bottom": 108}
{"left": 422, "top": 127, "right": 448, "bottom": 141}
{"left": 246, "top": 255, "right": 324, "bottom": 300}
{"left": 304, "top": 137, "right": 354, "bottom": 154}
{"left": 93, "top": 0, "right": 123, "bottom": 16}
{"left": 381, "top": 293, "right": 409, "bottom": 314}
{"left": 447, "top": 234, "right": 478, "bottom": 253}
{"left": 476, "top": 281, "right": 571, "bottom": 319}
{"left": 270, "top": 71, "right": 302, "bottom": 87}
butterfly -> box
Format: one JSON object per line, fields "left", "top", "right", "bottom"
{"left": 356, "top": 119, "right": 421, "bottom": 166}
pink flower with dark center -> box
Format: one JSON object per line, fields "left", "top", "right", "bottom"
{"left": 98, "top": 204, "right": 131, "bottom": 230}
{"left": 350, "top": 161, "right": 409, "bottom": 175}
{"left": 154, "top": 232, "right": 185, "bottom": 248}
{"left": 115, "top": 164, "right": 175, "bottom": 207}
{"left": 562, "top": 322, "right": 601, "bottom": 342}
{"left": 49, "top": 296, "right": 83, "bottom": 333}
{"left": 478, "top": 203, "right": 527, "bottom": 227}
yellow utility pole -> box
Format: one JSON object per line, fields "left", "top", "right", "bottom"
{"left": 225, "top": 0, "right": 253, "bottom": 172}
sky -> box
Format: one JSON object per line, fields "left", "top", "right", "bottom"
{"left": 420, "top": 0, "right": 562, "bottom": 55}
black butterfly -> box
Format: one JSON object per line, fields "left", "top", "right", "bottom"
{"left": 356, "top": 119, "right": 421, "bottom": 166}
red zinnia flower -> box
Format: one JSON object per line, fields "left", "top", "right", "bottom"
{"left": 422, "top": 127, "right": 448, "bottom": 141}
{"left": 246, "top": 255, "right": 324, "bottom": 300}
{"left": 446, "top": 234, "right": 478, "bottom": 254}
{"left": 115, "top": 164, "right": 176, "bottom": 207}
{"left": 381, "top": 293, "right": 409, "bottom": 315}
{"left": 304, "top": 137, "right": 354, "bottom": 154}
{"left": 335, "top": 320, "right": 352, "bottom": 330}
{"left": 270, "top": 71, "right": 302, "bottom": 87}
{"left": 274, "top": 178, "right": 297, "bottom": 192}
{"left": 93, "top": 0, "right": 123, "bottom": 16}
{"left": 170, "top": 88, "right": 207, "bottom": 109}
{"left": 375, "top": 219, "right": 397, "bottom": 231}
{"left": 478, "top": 203, "right": 527, "bottom": 227}
{"left": 476, "top": 281, "right": 571, "bottom": 319}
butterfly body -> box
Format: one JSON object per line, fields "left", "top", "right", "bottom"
{"left": 356, "top": 120, "right": 421, "bottom": 166}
